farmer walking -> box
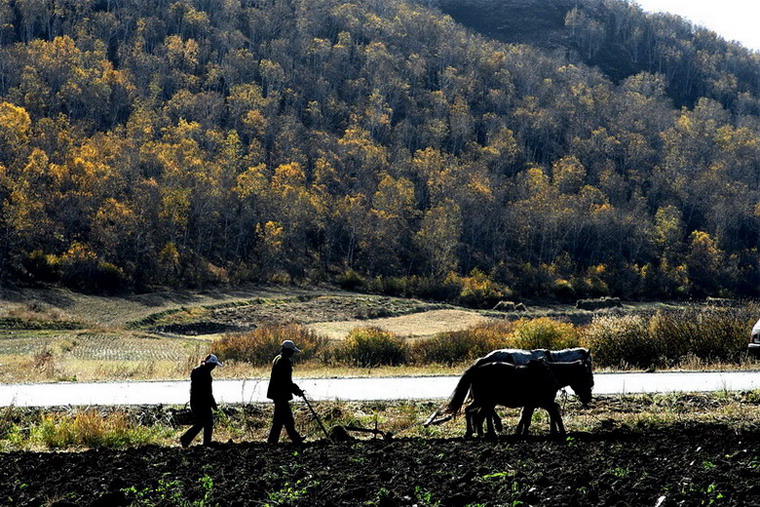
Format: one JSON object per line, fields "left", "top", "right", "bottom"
{"left": 180, "top": 354, "right": 222, "bottom": 447}
{"left": 267, "top": 340, "right": 304, "bottom": 444}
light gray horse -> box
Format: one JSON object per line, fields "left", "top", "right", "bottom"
{"left": 477, "top": 347, "right": 591, "bottom": 366}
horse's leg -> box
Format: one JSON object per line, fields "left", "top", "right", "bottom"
{"left": 478, "top": 407, "right": 489, "bottom": 437}
{"left": 515, "top": 408, "right": 525, "bottom": 435}
{"left": 516, "top": 406, "right": 535, "bottom": 436}
{"left": 554, "top": 402, "right": 566, "bottom": 435}
{"left": 464, "top": 402, "right": 478, "bottom": 438}
{"left": 484, "top": 405, "right": 497, "bottom": 439}
{"left": 471, "top": 405, "right": 484, "bottom": 436}
{"left": 469, "top": 404, "right": 490, "bottom": 438}
{"left": 471, "top": 405, "right": 486, "bottom": 438}
{"left": 548, "top": 402, "right": 565, "bottom": 436}
{"left": 525, "top": 406, "right": 535, "bottom": 434}
{"left": 478, "top": 407, "right": 498, "bottom": 436}
{"left": 464, "top": 403, "right": 473, "bottom": 438}
{"left": 492, "top": 411, "right": 503, "bottom": 433}
{"left": 550, "top": 405, "right": 559, "bottom": 435}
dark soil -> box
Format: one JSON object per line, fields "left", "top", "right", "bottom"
{"left": 2, "top": 424, "right": 759, "bottom": 506}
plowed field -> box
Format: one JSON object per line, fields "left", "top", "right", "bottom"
{"left": 2, "top": 424, "right": 759, "bottom": 506}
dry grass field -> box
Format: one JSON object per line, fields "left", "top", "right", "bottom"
{"left": 306, "top": 308, "right": 492, "bottom": 340}
{"left": 0, "top": 286, "right": 493, "bottom": 382}
{"left": 1, "top": 286, "right": 758, "bottom": 382}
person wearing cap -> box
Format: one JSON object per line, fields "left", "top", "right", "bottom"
{"left": 266, "top": 340, "right": 304, "bottom": 444}
{"left": 180, "top": 354, "right": 222, "bottom": 447}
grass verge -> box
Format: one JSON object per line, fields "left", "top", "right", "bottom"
{"left": 1, "top": 391, "right": 759, "bottom": 451}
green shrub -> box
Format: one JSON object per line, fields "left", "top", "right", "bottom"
{"left": 414, "top": 275, "right": 462, "bottom": 302}
{"left": 552, "top": 278, "right": 576, "bottom": 302}
{"left": 645, "top": 311, "right": 692, "bottom": 364}
{"left": 58, "top": 242, "right": 99, "bottom": 291}
{"left": 213, "top": 325, "right": 328, "bottom": 366}
{"left": 584, "top": 306, "right": 756, "bottom": 368}
{"left": 22, "top": 250, "right": 60, "bottom": 283}
{"left": 367, "top": 276, "right": 411, "bottom": 298}
{"left": 332, "top": 327, "right": 407, "bottom": 367}
{"left": 647, "top": 307, "right": 750, "bottom": 363}
{"left": 32, "top": 410, "right": 159, "bottom": 449}
{"left": 91, "top": 261, "right": 129, "bottom": 293}
{"left": 583, "top": 315, "right": 656, "bottom": 368}
{"left": 337, "top": 269, "right": 366, "bottom": 290}
{"left": 691, "top": 308, "right": 751, "bottom": 361}
{"left": 409, "top": 321, "right": 514, "bottom": 366}
{"left": 366, "top": 274, "right": 466, "bottom": 303}
{"left": 455, "top": 269, "right": 510, "bottom": 309}
{"left": 511, "top": 317, "right": 580, "bottom": 350}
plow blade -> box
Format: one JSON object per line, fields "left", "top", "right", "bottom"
{"left": 424, "top": 410, "right": 453, "bottom": 427}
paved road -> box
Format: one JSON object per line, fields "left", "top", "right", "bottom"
{"left": 1, "top": 371, "right": 759, "bottom": 407}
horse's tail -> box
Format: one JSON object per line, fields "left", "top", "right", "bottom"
{"left": 441, "top": 364, "right": 478, "bottom": 416}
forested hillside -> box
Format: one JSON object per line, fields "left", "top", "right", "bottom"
{"left": 1, "top": 0, "right": 759, "bottom": 302}
{"left": 434, "top": 0, "right": 760, "bottom": 109}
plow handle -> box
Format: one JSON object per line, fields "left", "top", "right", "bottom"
{"left": 301, "top": 392, "right": 332, "bottom": 441}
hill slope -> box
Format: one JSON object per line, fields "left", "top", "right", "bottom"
{"left": 434, "top": 0, "right": 760, "bottom": 109}
{"left": 0, "top": 0, "right": 759, "bottom": 300}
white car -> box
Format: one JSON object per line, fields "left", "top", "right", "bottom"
{"left": 751, "top": 319, "right": 760, "bottom": 357}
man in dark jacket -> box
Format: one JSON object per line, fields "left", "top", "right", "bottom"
{"left": 180, "top": 354, "right": 222, "bottom": 447}
{"left": 267, "top": 340, "right": 304, "bottom": 444}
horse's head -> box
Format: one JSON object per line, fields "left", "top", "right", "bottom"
{"left": 569, "top": 359, "right": 594, "bottom": 406}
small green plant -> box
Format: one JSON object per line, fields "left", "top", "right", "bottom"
{"left": 122, "top": 478, "right": 186, "bottom": 506}
{"left": 122, "top": 475, "right": 216, "bottom": 507}
{"left": 364, "top": 487, "right": 393, "bottom": 506}
{"left": 481, "top": 470, "right": 516, "bottom": 480}
{"left": 703, "top": 483, "right": 724, "bottom": 505}
{"left": 413, "top": 485, "right": 441, "bottom": 507}
{"left": 198, "top": 475, "right": 214, "bottom": 506}
{"left": 266, "top": 479, "right": 318, "bottom": 505}
{"left": 702, "top": 460, "right": 717, "bottom": 470}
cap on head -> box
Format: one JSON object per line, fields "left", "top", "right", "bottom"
{"left": 281, "top": 340, "right": 301, "bottom": 353}
{"left": 204, "top": 354, "right": 223, "bottom": 367}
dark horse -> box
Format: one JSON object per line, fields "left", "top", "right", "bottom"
{"left": 437, "top": 359, "right": 593, "bottom": 438}
{"left": 473, "top": 347, "right": 593, "bottom": 435}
